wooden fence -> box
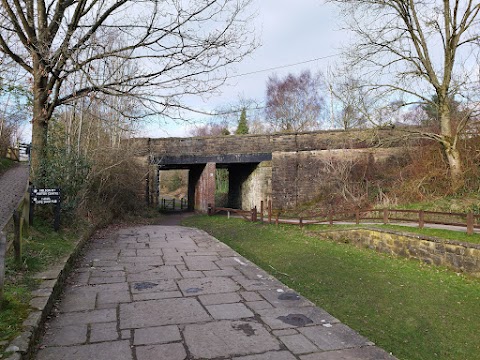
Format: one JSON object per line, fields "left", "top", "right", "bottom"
{"left": 209, "top": 203, "right": 480, "bottom": 235}
{"left": 0, "top": 189, "right": 30, "bottom": 308}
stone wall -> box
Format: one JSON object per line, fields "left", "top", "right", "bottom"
{"left": 132, "top": 128, "right": 408, "bottom": 158}
{"left": 239, "top": 162, "right": 272, "bottom": 210}
{"left": 319, "top": 228, "right": 480, "bottom": 276}
{"left": 272, "top": 148, "right": 404, "bottom": 209}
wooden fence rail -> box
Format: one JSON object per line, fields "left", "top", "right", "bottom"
{"left": 210, "top": 203, "right": 480, "bottom": 235}
{"left": 0, "top": 189, "right": 30, "bottom": 308}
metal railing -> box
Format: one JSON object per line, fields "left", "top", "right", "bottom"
{"left": 160, "top": 197, "right": 187, "bottom": 211}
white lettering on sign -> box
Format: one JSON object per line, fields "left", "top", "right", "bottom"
{"left": 33, "top": 189, "right": 60, "bottom": 196}
{"left": 34, "top": 198, "right": 60, "bottom": 204}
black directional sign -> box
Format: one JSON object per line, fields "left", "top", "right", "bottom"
{"left": 30, "top": 188, "right": 62, "bottom": 231}
{"left": 31, "top": 188, "right": 61, "bottom": 205}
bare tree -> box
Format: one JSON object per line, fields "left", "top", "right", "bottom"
{"left": 265, "top": 70, "right": 324, "bottom": 132}
{"left": 0, "top": 0, "right": 257, "bottom": 179}
{"left": 330, "top": 0, "right": 480, "bottom": 189}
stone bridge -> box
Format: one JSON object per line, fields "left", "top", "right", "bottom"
{"left": 132, "top": 129, "right": 406, "bottom": 212}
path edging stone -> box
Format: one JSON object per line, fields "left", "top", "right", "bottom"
{"left": 4, "top": 217, "right": 113, "bottom": 360}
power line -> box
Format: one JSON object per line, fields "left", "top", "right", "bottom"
{"left": 227, "top": 53, "right": 339, "bottom": 79}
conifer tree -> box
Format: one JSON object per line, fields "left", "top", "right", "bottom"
{"left": 235, "top": 108, "right": 249, "bottom": 134}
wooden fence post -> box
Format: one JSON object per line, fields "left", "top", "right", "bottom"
{"left": 13, "top": 210, "right": 22, "bottom": 264}
{"left": 467, "top": 212, "right": 474, "bottom": 235}
{"left": 383, "top": 208, "right": 389, "bottom": 224}
{"left": 328, "top": 211, "right": 333, "bottom": 226}
{"left": 299, "top": 217, "right": 303, "bottom": 228}
{"left": 268, "top": 200, "right": 272, "bottom": 224}
{"left": 355, "top": 210, "right": 360, "bottom": 225}
{"left": 275, "top": 212, "right": 279, "bottom": 226}
{"left": 0, "top": 231, "right": 6, "bottom": 308}
{"left": 260, "top": 201, "right": 264, "bottom": 223}
{"left": 254, "top": 206, "right": 257, "bottom": 222}
{"left": 419, "top": 210, "right": 424, "bottom": 229}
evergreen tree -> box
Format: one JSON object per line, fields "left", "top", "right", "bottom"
{"left": 235, "top": 108, "right": 249, "bottom": 134}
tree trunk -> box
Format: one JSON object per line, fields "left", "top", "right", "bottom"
{"left": 438, "top": 101, "right": 464, "bottom": 190}
{"left": 442, "top": 138, "right": 463, "bottom": 190}
{"left": 30, "top": 67, "right": 50, "bottom": 184}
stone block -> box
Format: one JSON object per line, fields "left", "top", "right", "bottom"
{"left": 234, "top": 351, "right": 298, "bottom": 360}
{"left": 279, "top": 334, "right": 319, "bottom": 354}
{"left": 120, "top": 298, "right": 210, "bottom": 329}
{"left": 299, "top": 346, "right": 396, "bottom": 359}
{"left": 177, "top": 277, "right": 240, "bottom": 296}
{"left": 206, "top": 303, "right": 254, "bottom": 320}
{"left": 198, "top": 292, "right": 242, "bottom": 305}
{"left": 136, "top": 343, "right": 187, "bottom": 360}
{"left": 134, "top": 325, "right": 181, "bottom": 345}
{"left": 298, "top": 324, "right": 369, "bottom": 351}
{"left": 183, "top": 320, "right": 281, "bottom": 358}
{"left": 36, "top": 341, "right": 133, "bottom": 360}
{"left": 90, "top": 322, "right": 119, "bottom": 342}
{"left": 42, "top": 325, "right": 87, "bottom": 346}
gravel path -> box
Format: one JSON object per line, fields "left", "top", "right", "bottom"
{"left": 0, "top": 163, "right": 29, "bottom": 230}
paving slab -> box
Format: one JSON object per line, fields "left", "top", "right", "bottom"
{"left": 183, "top": 320, "right": 281, "bottom": 358}
{"left": 34, "top": 224, "right": 397, "bottom": 360}
{"left": 36, "top": 341, "right": 133, "bottom": 360}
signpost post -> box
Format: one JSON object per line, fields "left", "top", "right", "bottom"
{"left": 30, "top": 188, "right": 62, "bottom": 231}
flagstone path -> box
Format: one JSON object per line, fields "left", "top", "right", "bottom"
{"left": 0, "top": 164, "right": 29, "bottom": 229}
{"left": 35, "top": 224, "right": 397, "bottom": 360}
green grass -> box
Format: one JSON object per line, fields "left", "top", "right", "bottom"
{"left": 0, "top": 218, "right": 79, "bottom": 353}
{"left": 182, "top": 215, "right": 480, "bottom": 360}
{"left": 305, "top": 223, "right": 480, "bottom": 244}
{"left": 375, "top": 224, "right": 480, "bottom": 244}
{"left": 0, "top": 158, "right": 15, "bottom": 174}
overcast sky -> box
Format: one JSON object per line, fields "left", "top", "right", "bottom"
{"left": 143, "top": 0, "right": 349, "bottom": 138}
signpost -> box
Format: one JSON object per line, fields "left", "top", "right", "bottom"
{"left": 30, "top": 188, "right": 62, "bottom": 231}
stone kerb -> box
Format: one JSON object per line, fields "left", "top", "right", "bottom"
{"left": 316, "top": 228, "right": 480, "bottom": 276}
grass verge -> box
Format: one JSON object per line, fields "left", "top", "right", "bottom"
{"left": 182, "top": 215, "right": 480, "bottom": 360}
{"left": 0, "top": 159, "right": 15, "bottom": 175}
{"left": 0, "top": 218, "right": 79, "bottom": 353}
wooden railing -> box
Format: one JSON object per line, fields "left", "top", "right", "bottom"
{"left": 0, "top": 189, "right": 31, "bottom": 307}
{"left": 209, "top": 203, "right": 480, "bottom": 235}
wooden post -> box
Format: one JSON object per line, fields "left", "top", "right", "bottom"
{"left": 13, "top": 210, "right": 22, "bottom": 264}
{"left": 268, "top": 200, "right": 272, "bottom": 224}
{"left": 355, "top": 210, "right": 360, "bottom": 225}
{"left": 383, "top": 208, "right": 389, "bottom": 225}
{"left": 275, "top": 212, "right": 279, "bottom": 226}
{"left": 22, "top": 197, "right": 30, "bottom": 237}
{"left": 260, "top": 201, "right": 264, "bottom": 223}
{"left": 467, "top": 212, "right": 474, "bottom": 235}
{"left": 29, "top": 187, "right": 35, "bottom": 225}
{"left": 299, "top": 217, "right": 303, "bottom": 228}
{"left": 419, "top": 210, "right": 425, "bottom": 229}
{"left": 328, "top": 211, "right": 333, "bottom": 226}
{"left": 0, "top": 231, "right": 6, "bottom": 308}
{"left": 254, "top": 206, "right": 257, "bottom": 222}
{"left": 54, "top": 202, "right": 61, "bottom": 232}
{"left": 251, "top": 208, "right": 255, "bottom": 222}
